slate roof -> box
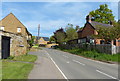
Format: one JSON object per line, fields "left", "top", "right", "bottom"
{"left": 36, "top": 37, "right": 49, "bottom": 41}
{"left": 90, "top": 21, "right": 113, "bottom": 29}
{"left": 77, "top": 21, "right": 113, "bottom": 33}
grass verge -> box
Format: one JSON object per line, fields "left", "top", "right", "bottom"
{"left": 2, "top": 54, "right": 37, "bottom": 79}
{"left": 60, "top": 48, "right": 120, "bottom": 63}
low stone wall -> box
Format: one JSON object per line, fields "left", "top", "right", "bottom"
{"left": 61, "top": 44, "right": 120, "bottom": 54}
{"left": 0, "top": 30, "right": 28, "bottom": 58}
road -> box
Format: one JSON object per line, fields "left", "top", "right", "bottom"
{"left": 29, "top": 48, "right": 119, "bottom": 80}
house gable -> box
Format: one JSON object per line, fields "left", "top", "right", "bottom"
{"left": 80, "top": 22, "right": 97, "bottom": 38}
{"left": 0, "top": 13, "right": 28, "bottom": 36}
{"left": 38, "top": 37, "right": 49, "bottom": 45}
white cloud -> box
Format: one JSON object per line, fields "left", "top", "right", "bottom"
{"left": 22, "top": 2, "right": 91, "bottom": 37}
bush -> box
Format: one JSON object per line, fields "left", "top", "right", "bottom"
{"left": 7, "top": 56, "right": 15, "bottom": 59}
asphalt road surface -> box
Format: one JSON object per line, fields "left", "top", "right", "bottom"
{"left": 29, "top": 48, "right": 119, "bottom": 81}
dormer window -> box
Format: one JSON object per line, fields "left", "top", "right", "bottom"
{"left": 0, "top": 26, "right": 4, "bottom": 30}
{"left": 17, "top": 27, "right": 21, "bottom": 32}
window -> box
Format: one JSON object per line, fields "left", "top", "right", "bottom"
{"left": 0, "top": 26, "right": 4, "bottom": 30}
{"left": 78, "top": 39, "right": 81, "bottom": 43}
{"left": 118, "top": 40, "right": 120, "bottom": 42}
{"left": 100, "top": 40, "right": 105, "bottom": 44}
{"left": 17, "top": 27, "right": 21, "bottom": 32}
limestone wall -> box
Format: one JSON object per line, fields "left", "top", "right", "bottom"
{"left": 0, "top": 30, "right": 28, "bottom": 58}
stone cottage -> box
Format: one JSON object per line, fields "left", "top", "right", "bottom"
{"left": 0, "top": 13, "right": 32, "bottom": 59}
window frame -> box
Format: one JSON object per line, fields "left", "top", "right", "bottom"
{"left": 17, "top": 27, "right": 21, "bottom": 33}
{"left": 0, "top": 26, "right": 5, "bottom": 31}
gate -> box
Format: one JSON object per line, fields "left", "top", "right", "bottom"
{"left": 2, "top": 36, "right": 11, "bottom": 59}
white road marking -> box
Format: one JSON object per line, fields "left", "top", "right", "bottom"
{"left": 96, "top": 70, "right": 118, "bottom": 80}
{"left": 71, "top": 53, "right": 116, "bottom": 66}
{"left": 66, "top": 61, "right": 70, "bottom": 63}
{"left": 72, "top": 60, "right": 85, "bottom": 66}
{"left": 45, "top": 50, "right": 68, "bottom": 80}
{"left": 63, "top": 55, "right": 69, "bottom": 58}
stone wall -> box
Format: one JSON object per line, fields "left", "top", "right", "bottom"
{"left": 61, "top": 44, "right": 120, "bottom": 54}
{"left": 0, "top": 30, "right": 28, "bottom": 59}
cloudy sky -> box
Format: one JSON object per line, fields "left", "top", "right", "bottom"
{"left": 1, "top": 1, "right": 118, "bottom": 37}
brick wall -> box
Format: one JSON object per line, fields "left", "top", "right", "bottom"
{"left": 78, "top": 23, "right": 98, "bottom": 38}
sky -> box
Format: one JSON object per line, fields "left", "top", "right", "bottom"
{"left": 1, "top": 1, "right": 119, "bottom": 37}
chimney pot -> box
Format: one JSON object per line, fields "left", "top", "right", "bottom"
{"left": 86, "top": 15, "right": 92, "bottom": 23}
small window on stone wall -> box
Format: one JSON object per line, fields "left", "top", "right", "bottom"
{"left": 118, "top": 40, "right": 120, "bottom": 42}
{"left": 0, "top": 26, "right": 4, "bottom": 30}
{"left": 17, "top": 27, "right": 21, "bottom": 32}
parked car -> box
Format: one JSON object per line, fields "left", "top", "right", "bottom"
{"left": 51, "top": 45, "right": 59, "bottom": 49}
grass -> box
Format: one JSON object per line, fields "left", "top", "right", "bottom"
{"left": 12, "top": 54, "right": 37, "bottom": 62}
{"left": 2, "top": 61, "right": 33, "bottom": 79}
{"left": 32, "top": 45, "right": 38, "bottom": 48}
{"left": 2, "top": 54, "right": 37, "bottom": 80}
{"left": 60, "top": 48, "right": 120, "bottom": 63}
{"left": 30, "top": 46, "right": 42, "bottom": 52}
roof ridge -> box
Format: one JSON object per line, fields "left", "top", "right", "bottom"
{"left": 91, "top": 21, "right": 113, "bottom": 26}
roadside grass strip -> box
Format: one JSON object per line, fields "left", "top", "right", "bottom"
{"left": 0, "top": 60, "right": 2, "bottom": 81}
{"left": 60, "top": 48, "right": 120, "bottom": 63}
{"left": 2, "top": 54, "right": 37, "bottom": 79}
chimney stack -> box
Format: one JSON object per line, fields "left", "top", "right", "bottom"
{"left": 86, "top": 15, "right": 92, "bottom": 23}
{"left": 109, "top": 21, "right": 113, "bottom": 26}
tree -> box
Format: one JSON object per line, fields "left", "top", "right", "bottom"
{"left": 54, "top": 28, "right": 66, "bottom": 44}
{"left": 112, "top": 21, "right": 120, "bottom": 39}
{"left": 28, "top": 36, "right": 35, "bottom": 48}
{"left": 50, "top": 35, "right": 56, "bottom": 42}
{"left": 89, "top": 4, "right": 115, "bottom": 24}
{"left": 93, "top": 24, "right": 120, "bottom": 43}
{"left": 65, "top": 23, "right": 78, "bottom": 41}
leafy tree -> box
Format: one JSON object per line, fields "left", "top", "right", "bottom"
{"left": 93, "top": 23, "right": 120, "bottom": 43}
{"left": 65, "top": 23, "right": 78, "bottom": 41}
{"left": 50, "top": 35, "right": 56, "bottom": 42}
{"left": 89, "top": 4, "right": 115, "bottom": 24}
{"left": 112, "top": 21, "right": 120, "bottom": 39}
{"left": 28, "top": 36, "right": 35, "bottom": 47}
{"left": 54, "top": 28, "right": 66, "bottom": 44}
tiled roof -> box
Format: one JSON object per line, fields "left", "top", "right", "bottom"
{"left": 36, "top": 37, "right": 49, "bottom": 41}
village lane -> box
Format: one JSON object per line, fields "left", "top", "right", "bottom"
{"left": 28, "top": 50, "right": 64, "bottom": 79}
{"left": 28, "top": 48, "right": 119, "bottom": 81}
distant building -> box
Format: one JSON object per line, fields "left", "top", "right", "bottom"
{"left": 36, "top": 37, "right": 50, "bottom": 45}
{"left": 77, "top": 15, "right": 120, "bottom": 46}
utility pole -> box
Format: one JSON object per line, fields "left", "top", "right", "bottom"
{"left": 37, "top": 24, "right": 40, "bottom": 44}
{"left": 38, "top": 24, "right": 40, "bottom": 38}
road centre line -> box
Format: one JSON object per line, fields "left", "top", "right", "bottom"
{"left": 72, "top": 60, "right": 85, "bottom": 66}
{"left": 45, "top": 50, "right": 68, "bottom": 80}
{"left": 63, "top": 55, "right": 69, "bottom": 58}
{"left": 96, "top": 69, "right": 118, "bottom": 80}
